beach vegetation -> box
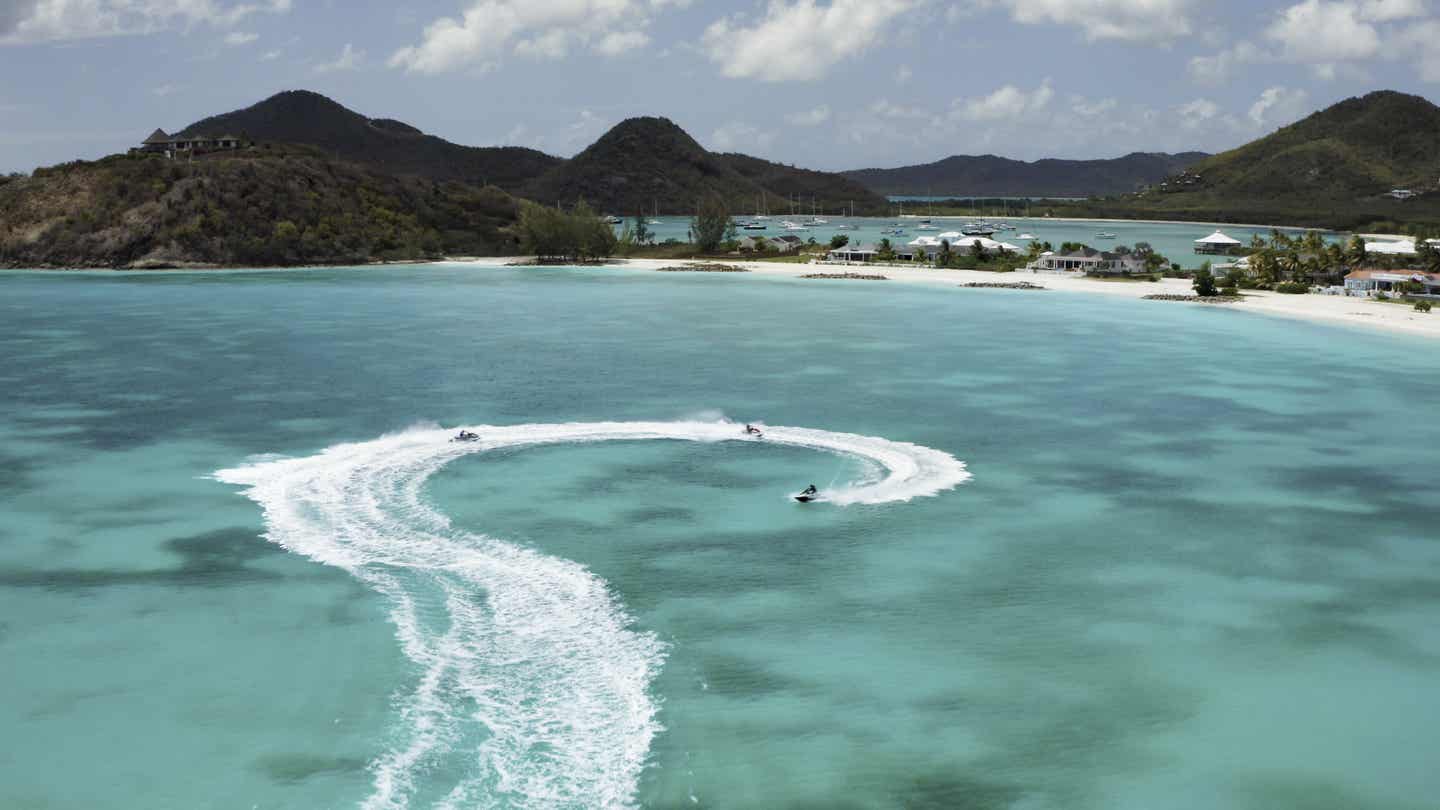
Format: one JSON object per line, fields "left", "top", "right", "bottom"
{"left": 1274, "top": 281, "right": 1310, "bottom": 294}
{"left": 518, "top": 199, "right": 618, "bottom": 262}
{"left": 830, "top": 234, "right": 849, "bottom": 249}
{"left": 1193, "top": 267, "right": 1219, "bottom": 297}
{"left": 1414, "top": 300, "right": 1432, "bottom": 312}
{"left": 877, "top": 238, "right": 895, "bottom": 261}
{"left": 689, "top": 194, "right": 734, "bottom": 252}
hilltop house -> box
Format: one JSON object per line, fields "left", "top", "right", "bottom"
{"left": 136, "top": 129, "right": 245, "bottom": 156}
{"left": 1027, "top": 247, "right": 1147, "bottom": 275}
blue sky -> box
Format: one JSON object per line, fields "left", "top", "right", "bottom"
{"left": 1, "top": 0, "right": 1437, "bottom": 174}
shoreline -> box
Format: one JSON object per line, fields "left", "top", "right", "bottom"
{"left": 440, "top": 256, "right": 1440, "bottom": 342}
{"left": 895, "top": 214, "right": 1333, "bottom": 232}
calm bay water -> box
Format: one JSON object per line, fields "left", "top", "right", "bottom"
{"left": 2, "top": 264, "right": 1437, "bottom": 809}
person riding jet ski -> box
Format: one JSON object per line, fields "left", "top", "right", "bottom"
{"left": 795, "top": 484, "right": 819, "bottom": 503}
{"left": 451, "top": 430, "right": 479, "bottom": 443}
{"left": 744, "top": 424, "right": 763, "bottom": 437}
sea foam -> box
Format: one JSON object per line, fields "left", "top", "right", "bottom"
{"left": 214, "top": 421, "right": 970, "bottom": 808}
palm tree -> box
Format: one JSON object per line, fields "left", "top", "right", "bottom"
{"left": 1347, "top": 234, "right": 1367, "bottom": 266}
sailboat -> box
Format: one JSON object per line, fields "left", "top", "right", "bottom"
{"left": 647, "top": 199, "right": 661, "bottom": 226}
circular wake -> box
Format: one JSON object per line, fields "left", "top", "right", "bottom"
{"left": 214, "top": 421, "right": 970, "bottom": 808}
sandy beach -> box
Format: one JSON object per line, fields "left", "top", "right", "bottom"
{"left": 450, "top": 257, "right": 1440, "bottom": 341}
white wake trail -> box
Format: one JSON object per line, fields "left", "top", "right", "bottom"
{"left": 213, "top": 420, "right": 970, "bottom": 808}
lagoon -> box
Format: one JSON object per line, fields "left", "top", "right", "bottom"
{"left": 2, "top": 264, "right": 1437, "bottom": 809}
{"left": 623, "top": 216, "right": 1330, "bottom": 267}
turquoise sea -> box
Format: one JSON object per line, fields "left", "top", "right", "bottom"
{"left": 3, "top": 263, "right": 1438, "bottom": 810}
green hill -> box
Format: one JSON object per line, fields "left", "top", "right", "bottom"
{"left": 520, "top": 117, "right": 889, "bottom": 216}
{"left": 177, "top": 90, "right": 561, "bottom": 193}
{"left": 843, "top": 152, "right": 1208, "bottom": 197}
{"left": 1087, "top": 90, "right": 1440, "bottom": 229}
{"left": 1183, "top": 91, "right": 1440, "bottom": 196}
{"left": 0, "top": 148, "right": 520, "bottom": 268}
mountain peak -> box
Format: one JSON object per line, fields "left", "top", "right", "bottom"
{"left": 172, "top": 89, "right": 560, "bottom": 192}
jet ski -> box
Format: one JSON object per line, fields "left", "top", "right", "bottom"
{"left": 794, "top": 485, "right": 819, "bottom": 503}
{"left": 450, "top": 430, "right": 480, "bottom": 443}
{"left": 743, "top": 424, "right": 764, "bottom": 439}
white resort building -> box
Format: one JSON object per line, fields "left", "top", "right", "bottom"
{"left": 1026, "top": 247, "right": 1147, "bottom": 275}
{"left": 1193, "top": 230, "right": 1246, "bottom": 255}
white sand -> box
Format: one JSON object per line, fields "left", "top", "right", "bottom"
{"left": 446, "top": 257, "right": 1440, "bottom": 342}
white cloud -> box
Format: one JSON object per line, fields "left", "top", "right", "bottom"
{"left": 786, "top": 105, "right": 832, "bottom": 126}
{"left": 1395, "top": 18, "right": 1440, "bottom": 81}
{"left": 1191, "top": 0, "right": 1429, "bottom": 85}
{"left": 1187, "top": 41, "right": 1261, "bottom": 84}
{"left": 0, "top": 0, "right": 291, "bottom": 44}
{"left": 1071, "top": 96, "right": 1118, "bottom": 117}
{"left": 1176, "top": 98, "right": 1220, "bottom": 128}
{"left": 315, "top": 42, "right": 363, "bottom": 73}
{"left": 954, "top": 79, "right": 1054, "bottom": 121}
{"left": 259, "top": 48, "right": 279, "bottom": 60}
{"left": 895, "top": 64, "right": 913, "bottom": 84}
{"left": 701, "top": 0, "right": 916, "bottom": 82}
{"left": 1265, "top": 0, "right": 1380, "bottom": 64}
{"left": 870, "top": 98, "right": 931, "bottom": 120}
{"left": 709, "top": 121, "right": 775, "bottom": 152}
{"left": 1247, "top": 86, "right": 1309, "bottom": 129}
{"left": 390, "top": 0, "right": 677, "bottom": 74}
{"left": 995, "top": 0, "right": 1194, "bottom": 41}
{"left": 1359, "top": 0, "right": 1427, "bottom": 20}
{"left": 595, "top": 29, "right": 649, "bottom": 56}
{"left": 151, "top": 82, "right": 181, "bottom": 97}
{"left": 223, "top": 30, "right": 256, "bottom": 45}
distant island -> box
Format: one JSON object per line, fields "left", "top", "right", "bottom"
{"left": 2, "top": 88, "right": 1438, "bottom": 268}
{"left": 842, "top": 152, "right": 1209, "bottom": 199}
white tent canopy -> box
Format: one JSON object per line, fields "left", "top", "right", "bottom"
{"left": 1365, "top": 240, "right": 1417, "bottom": 256}
{"left": 1195, "top": 230, "right": 1243, "bottom": 246}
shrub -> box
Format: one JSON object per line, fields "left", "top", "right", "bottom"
{"left": 1220, "top": 286, "right": 1239, "bottom": 297}
{"left": 1192, "top": 268, "right": 1219, "bottom": 297}
{"left": 518, "top": 200, "right": 617, "bottom": 262}
{"left": 1415, "top": 300, "right": 1433, "bottom": 312}
{"left": 1275, "top": 281, "right": 1310, "bottom": 294}
{"left": 829, "top": 234, "right": 849, "bottom": 249}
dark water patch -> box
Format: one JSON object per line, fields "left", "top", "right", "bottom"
{"left": 693, "top": 651, "right": 807, "bottom": 698}
{"left": 253, "top": 753, "right": 369, "bottom": 784}
{"left": 1270, "top": 463, "right": 1433, "bottom": 510}
{"left": 889, "top": 771, "right": 1026, "bottom": 810}
{"left": 0, "top": 527, "right": 284, "bottom": 591}
{"left": 1236, "top": 771, "right": 1428, "bottom": 810}
{"left": 0, "top": 452, "right": 36, "bottom": 496}
{"left": 620, "top": 506, "right": 697, "bottom": 524}
{"left": 325, "top": 579, "right": 382, "bottom": 626}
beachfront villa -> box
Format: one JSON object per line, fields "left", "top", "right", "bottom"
{"left": 828, "top": 243, "right": 879, "bottom": 262}
{"left": 1027, "top": 247, "right": 1147, "bottom": 275}
{"left": 740, "top": 235, "right": 802, "bottom": 253}
{"left": 136, "top": 129, "right": 246, "bottom": 157}
{"left": 1344, "top": 269, "right": 1440, "bottom": 296}
{"left": 1194, "top": 230, "right": 1247, "bottom": 255}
